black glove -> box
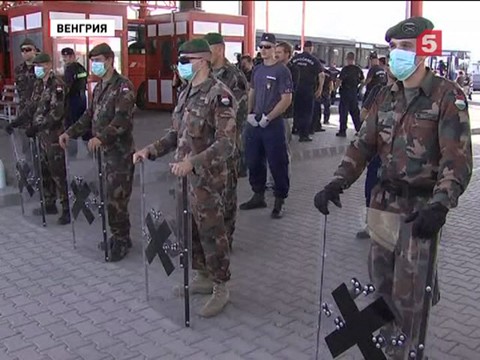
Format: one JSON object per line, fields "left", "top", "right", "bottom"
{"left": 4, "top": 123, "right": 14, "bottom": 135}
{"left": 25, "top": 125, "right": 38, "bottom": 138}
{"left": 314, "top": 182, "right": 343, "bottom": 215}
{"left": 405, "top": 203, "right": 449, "bottom": 240}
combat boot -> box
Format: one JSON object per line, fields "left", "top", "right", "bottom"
{"left": 199, "top": 282, "right": 230, "bottom": 318}
{"left": 174, "top": 270, "right": 213, "bottom": 297}
{"left": 271, "top": 197, "right": 284, "bottom": 219}
{"left": 239, "top": 193, "right": 267, "bottom": 210}
{"left": 33, "top": 203, "right": 58, "bottom": 216}
{"left": 109, "top": 240, "right": 128, "bottom": 262}
{"left": 57, "top": 208, "right": 71, "bottom": 225}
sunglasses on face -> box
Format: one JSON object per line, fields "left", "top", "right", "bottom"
{"left": 259, "top": 45, "right": 272, "bottom": 50}
{"left": 21, "top": 48, "right": 34, "bottom": 53}
{"left": 178, "top": 56, "right": 203, "bottom": 65}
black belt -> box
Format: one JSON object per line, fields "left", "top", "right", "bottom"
{"left": 380, "top": 181, "right": 433, "bottom": 198}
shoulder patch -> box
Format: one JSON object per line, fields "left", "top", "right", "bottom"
{"left": 218, "top": 94, "right": 232, "bottom": 107}
{"left": 454, "top": 93, "right": 467, "bottom": 111}
{"left": 56, "top": 85, "right": 63, "bottom": 92}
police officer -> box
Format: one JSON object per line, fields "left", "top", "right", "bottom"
{"left": 61, "top": 47, "right": 89, "bottom": 158}
{"left": 59, "top": 43, "right": 136, "bottom": 262}
{"left": 133, "top": 39, "right": 237, "bottom": 318}
{"left": 363, "top": 51, "right": 387, "bottom": 104}
{"left": 314, "top": 17, "right": 472, "bottom": 358}
{"left": 203, "top": 32, "right": 248, "bottom": 250}
{"left": 336, "top": 51, "right": 364, "bottom": 137}
{"left": 311, "top": 59, "right": 330, "bottom": 133}
{"left": 291, "top": 40, "right": 324, "bottom": 142}
{"left": 239, "top": 33, "right": 292, "bottom": 219}
{"left": 8, "top": 53, "right": 70, "bottom": 225}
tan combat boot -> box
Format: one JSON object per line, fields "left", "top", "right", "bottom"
{"left": 174, "top": 270, "right": 213, "bottom": 297}
{"left": 199, "top": 282, "right": 230, "bottom": 318}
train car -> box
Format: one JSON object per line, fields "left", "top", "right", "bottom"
{"left": 255, "top": 30, "right": 389, "bottom": 69}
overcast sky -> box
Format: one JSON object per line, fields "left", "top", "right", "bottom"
{"left": 199, "top": 1, "right": 480, "bottom": 61}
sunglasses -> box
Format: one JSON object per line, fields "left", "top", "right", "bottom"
{"left": 178, "top": 56, "right": 203, "bottom": 65}
{"left": 21, "top": 48, "right": 34, "bottom": 53}
{"left": 259, "top": 45, "right": 272, "bottom": 50}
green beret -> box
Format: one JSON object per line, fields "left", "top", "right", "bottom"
{"left": 89, "top": 43, "right": 114, "bottom": 58}
{"left": 179, "top": 39, "right": 211, "bottom": 55}
{"left": 385, "top": 16, "right": 434, "bottom": 42}
{"left": 20, "top": 38, "right": 36, "bottom": 48}
{"left": 203, "top": 32, "right": 224, "bottom": 45}
{"left": 32, "top": 53, "right": 51, "bottom": 64}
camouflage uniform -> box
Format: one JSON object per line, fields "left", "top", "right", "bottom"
{"left": 147, "top": 72, "right": 237, "bottom": 283}
{"left": 66, "top": 69, "right": 136, "bottom": 246}
{"left": 330, "top": 70, "right": 472, "bottom": 358}
{"left": 14, "top": 61, "right": 36, "bottom": 111}
{"left": 205, "top": 33, "right": 248, "bottom": 248}
{"left": 212, "top": 61, "right": 248, "bottom": 247}
{"left": 11, "top": 63, "right": 69, "bottom": 215}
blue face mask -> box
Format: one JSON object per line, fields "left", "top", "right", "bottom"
{"left": 34, "top": 65, "right": 45, "bottom": 79}
{"left": 91, "top": 61, "right": 107, "bottom": 77}
{"left": 178, "top": 63, "right": 194, "bottom": 81}
{"left": 388, "top": 49, "right": 419, "bottom": 81}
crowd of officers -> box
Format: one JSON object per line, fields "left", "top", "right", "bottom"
{"left": 2, "top": 13, "right": 474, "bottom": 325}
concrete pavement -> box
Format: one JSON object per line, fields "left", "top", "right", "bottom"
{"left": 0, "top": 110, "right": 479, "bottom": 360}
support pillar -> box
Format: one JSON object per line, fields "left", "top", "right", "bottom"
{"left": 265, "top": 0, "right": 269, "bottom": 32}
{"left": 241, "top": 0, "right": 255, "bottom": 56}
{"left": 301, "top": 0, "right": 305, "bottom": 51}
{"left": 410, "top": 0, "right": 423, "bottom": 17}
{"left": 138, "top": 0, "right": 149, "bottom": 18}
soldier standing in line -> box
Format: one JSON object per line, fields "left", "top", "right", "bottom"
{"left": 59, "top": 43, "right": 136, "bottom": 262}
{"left": 14, "top": 38, "right": 38, "bottom": 110}
{"left": 315, "top": 17, "right": 472, "bottom": 358}
{"left": 61, "top": 47, "right": 89, "bottom": 158}
{"left": 7, "top": 53, "right": 70, "bottom": 225}
{"left": 133, "top": 39, "right": 237, "bottom": 318}
{"left": 203, "top": 32, "right": 248, "bottom": 250}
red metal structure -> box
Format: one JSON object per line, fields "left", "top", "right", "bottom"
{"left": 410, "top": 0, "right": 423, "bottom": 17}
{"left": 143, "top": 9, "right": 248, "bottom": 110}
{"left": 241, "top": 0, "right": 254, "bottom": 56}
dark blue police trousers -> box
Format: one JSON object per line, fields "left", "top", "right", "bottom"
{"left": 365, "top": 155, "right": 382, "bottom": 207}
{"left": 244, "top": 119, "right": 290, "bottom": 199}
{"left": 293, "top": 87, "right": 315, "bottom": 137}
{"left": 339, "top": 89, "right": 361, "bottom": 133}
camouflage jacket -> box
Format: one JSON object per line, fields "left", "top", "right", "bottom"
{"left": 332, "top": 70, "right": 472, "bottom": 210}
{"left": 66, "top": 70, "right": 136, "bottom": 157}
{"left": 212, "top": 60, "right": 248, "bottom": 134}
{"left": 14, "top": 61, "right": 36, "bottom": 109}
{"left": 147, "top": 73, "right": 237, "bottom": 180}
{"left": 13, "top": 70, "right": 65, "bottom": 144}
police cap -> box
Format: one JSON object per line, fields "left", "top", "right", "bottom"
{"left": 260, "top": 33, "right": 276, "bottom": 44}
{"left": 179, "top": 39, "right": 211, "bottom": 55}
{"left": 20, "top": 38, "right": 36, "bottom": 49}
{"left": 385, "top": 16, "right": 434, "bottom": 42}
{"left": 32, "top": 53, "right": 51, "bottom": 64}
{"left": 88, "top": 43, "right": 114, "bottom": 58}
{"left": 369, "top": 51, "right": 378, "bottom": 59}
{"left": 203, "top": 32, "right": 224, "bottom": 45}
{"left": 61, "top": 47, "right": 75, "bottom": 56}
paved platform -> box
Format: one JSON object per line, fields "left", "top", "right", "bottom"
{"left": 0, "top": 108, "right": 479, "bottom": 360}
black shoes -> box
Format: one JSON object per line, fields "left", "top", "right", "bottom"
{"left": 239, "top": 193, "right": 267, "bottom": 210}
{"left": 271, "top": 198, "right": 284, "bottom": 219}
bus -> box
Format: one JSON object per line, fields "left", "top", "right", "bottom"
{"left": 429, "top": 50, "right": 471, "bottom": 81}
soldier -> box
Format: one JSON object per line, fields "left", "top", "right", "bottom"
{"left": 133, "top": 39, "right": 237, "bottom": 318}
{"left": 314, "top": 17, "right": 472, "bottom": 358}
{"left": 15, "top": 38, "right": 38, "bottom": 109}
{"left": 58, "top": 43, "right": 136, "bottom": 262}
{"left": 203, "top": 32, "right": 248, "bottom": 250}
{"left": 7, "top": 53, "right": 70, "bottom": 225}
{"left": 61, "top": 47, "right": 89, "bottom": 158}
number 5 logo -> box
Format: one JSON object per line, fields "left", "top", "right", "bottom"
{"left": 417, "top": 30, "right": 442, "bottom": 56}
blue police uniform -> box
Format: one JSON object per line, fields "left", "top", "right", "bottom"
{"left": 240, "top": 33, "right": 292, "bottom": 219}
{"left": 337, "top": 62, "right": 364, "bottom": 136}
{"left": 291, "top": 45, "right": 322, "bottom": 141}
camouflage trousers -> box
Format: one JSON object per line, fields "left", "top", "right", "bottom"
{"left": 105, "top": 155, "right": 134, "bottom": 243}
{"left": 39, "top": 142, "right": 69, "bottom": 209}
{"left": 225, "top": 153, "right": 239, "bottom": 246}
{"left": 369, "top": 187, "right": 440, "bottom": 359}
{"left": 190, "top": 184, "right": 230, "bottom": 283}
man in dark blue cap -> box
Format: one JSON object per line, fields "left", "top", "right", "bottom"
{"left": 239, "top": 32, "right": 293, "bottom": 219}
